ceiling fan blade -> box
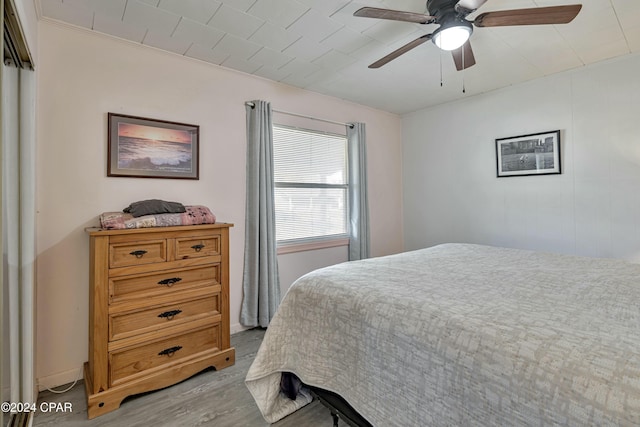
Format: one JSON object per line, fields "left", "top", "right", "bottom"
{"left": 354, "top": 7, "right": 435, "bottom": 24}
{"left": 369, "top": 34, "right": 432, "bottom": 69}
{"left": 456, "top": 0, "right": 488, "bottom": 13}
{"left": 451, "top": 41, "right": 476, "bottom": 71}
{"left": 474, "top": 5, "right": 582, "bottom": 27}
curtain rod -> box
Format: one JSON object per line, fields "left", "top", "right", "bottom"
{"left": 245, "top": 102, "right": 354, "bottom": 128}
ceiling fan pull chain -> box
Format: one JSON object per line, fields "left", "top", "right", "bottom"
{"left": 439, "top": 49, "right": 443, "bottom": 87}
{"left": 462, "top": 44, "right": 466, "bottom": 94}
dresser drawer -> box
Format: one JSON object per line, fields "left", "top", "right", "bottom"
{"left": 109, "top": 324, "right": 221, "bottom": 386}
{"left": 110, "top": 239, "right": 167, "bottom": 268}
{"left": 109, "top": 264, "right": 220, "bottom": 304}
{"left": 110, "top": 294, "right": 221, "bottom": 341}
{"left": 175, "top": 235, "right": 221, "bottom": 259}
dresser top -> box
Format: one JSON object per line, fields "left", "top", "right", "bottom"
{"left": 85, "top": 223, "right": 234, "bottom": 236}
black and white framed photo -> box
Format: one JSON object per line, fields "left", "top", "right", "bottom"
{"left": 495, "top": 130, "right": 561, "bottom": 178}
{"left": 108, "top": 113, "right": 199, "bottom": 179}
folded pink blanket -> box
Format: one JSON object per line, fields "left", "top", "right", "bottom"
{"left": 100, "top": 205, "right": 216, "bottom": 230}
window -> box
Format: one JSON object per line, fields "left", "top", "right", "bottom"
{"left": 272, "top": 125, "right": 348, "bottom": 243}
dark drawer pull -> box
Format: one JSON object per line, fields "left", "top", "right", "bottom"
{"left": 157, "top": 277, "right": 182, "bottom": 287}
{"left": 158, "top": 346, "right": 182, "bottom": 357}
{"left": 158, "top": 309, "right": 182, "bottom": 320}
{"left": 129, "top": 250, "right": 147, "bottom": 258}
{"left": 191, "top": 244, "right": 205, "bottom": 252}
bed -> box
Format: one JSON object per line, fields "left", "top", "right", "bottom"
{"left": 245, "top": 243, "right": 640, "bottom": 426}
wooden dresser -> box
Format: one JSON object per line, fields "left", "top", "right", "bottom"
{"left": 84, "top": 223, "right": 234, "bottom": 419}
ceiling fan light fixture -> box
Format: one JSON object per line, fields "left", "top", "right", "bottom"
{"left": 433, "top": 22, "right": 472, "bottom": 51}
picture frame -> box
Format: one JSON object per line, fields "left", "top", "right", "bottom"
{"left": 108, "top": 113, "right": 199, "bottom": 179}
{"left": 495, "top": 130, "right": 561, "bottom": 178}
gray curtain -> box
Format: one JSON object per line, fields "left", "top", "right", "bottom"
{"left": 240, "top": 100, "right": 281, "bottom": 328}
{"left": 347, "top": 123, "right": 370, "bottom": 261}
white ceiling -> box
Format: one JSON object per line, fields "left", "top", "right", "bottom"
{"left": 36, "top": 0, "right": 640, "bottom": 115}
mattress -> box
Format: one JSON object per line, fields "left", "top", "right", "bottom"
{"left": 245, "top": 243, "right": 640, "bottom": 426}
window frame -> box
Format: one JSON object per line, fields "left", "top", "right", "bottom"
{"left": 272, "top": 124, "right": 350, "bottom": 251}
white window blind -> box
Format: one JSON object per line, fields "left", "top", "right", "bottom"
{"left": 273, "top": 125, "right": 348, "bottom": 243}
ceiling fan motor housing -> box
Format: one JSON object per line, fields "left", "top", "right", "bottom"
{"left": 427, "top": 0, "right": 467, "bottom": 21}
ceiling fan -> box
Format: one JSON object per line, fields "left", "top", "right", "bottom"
{"left": 354, "top": 0, "right": 582, "bottom": 71}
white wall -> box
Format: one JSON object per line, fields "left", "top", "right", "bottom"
{"left": 279, "top": 246, "right": 349, "bottom": 293}
{"left": 403, "top": 52, "right": 640, "bottom": 261}
{"left": 35, "top": 22, "right": 403, "bottom": 389}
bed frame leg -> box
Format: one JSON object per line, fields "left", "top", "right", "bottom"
{"left": 331, "top": 412, "right": 339, "bottom": 427}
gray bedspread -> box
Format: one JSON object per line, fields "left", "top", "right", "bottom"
{"left": 245, "top": 243, "right": 640, "bottom": 426}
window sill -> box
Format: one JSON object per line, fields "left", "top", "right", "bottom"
{"left": 277, "top": 237, "right": 350, "bottom": 255}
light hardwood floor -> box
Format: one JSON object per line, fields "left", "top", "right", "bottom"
{"left": 33, "top": 328, "right": 333, "bottom": 426}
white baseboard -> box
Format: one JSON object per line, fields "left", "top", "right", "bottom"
{"left": 230, "top": 322, "right": 251, "bottom": 335}
{"left": 37, "top": 366, "right": 83, "bottom": 392}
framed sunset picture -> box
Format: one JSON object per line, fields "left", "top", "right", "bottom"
{"left": 107, "top": 113, "right": 199, "bottom": 179}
